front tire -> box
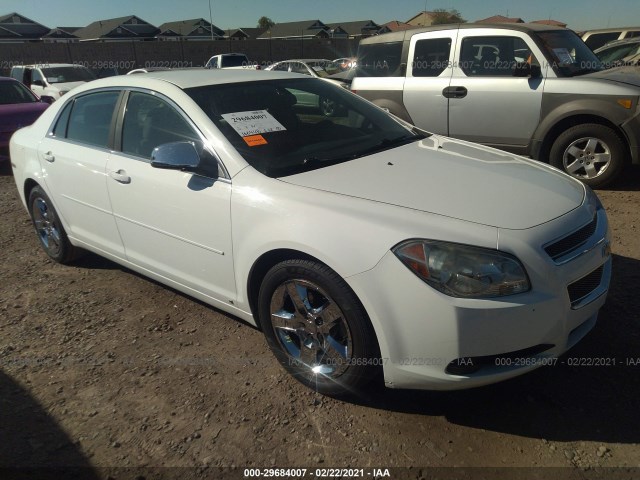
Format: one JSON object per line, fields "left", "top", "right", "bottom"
{"left": 258, "top": 259, "right": 380, "bottom": 396}
{"left": 549, "top": 123, "right": 626, "bottom": 188}
{"left": 28, "top": 186, "right": 78, "bottom": 264}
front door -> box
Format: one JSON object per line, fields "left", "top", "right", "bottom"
{"left": 105, "top": 90, "right": 236, "bottom": 301}
{"left": 447, "top": 30, "right": 547, "bottom": 147}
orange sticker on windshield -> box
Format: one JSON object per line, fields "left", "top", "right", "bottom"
{"left": 243, "top": 134, "right": 268, "bottom": 147}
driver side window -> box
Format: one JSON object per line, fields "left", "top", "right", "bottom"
{"left": 32, "top": 69, "right": 44, "bottom": 83}
{"left": 122, "top": 91, "right": 199, "bottom": 160}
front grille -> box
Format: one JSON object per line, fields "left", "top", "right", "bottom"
{"left": 567, "top": 265, "right": 604, "bottom": 307}
{"left": 544, "top": 214, "right": 598, "bottom": 261}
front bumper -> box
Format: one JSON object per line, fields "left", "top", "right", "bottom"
{"left": 347, "top": 205, "right": 612, "bottom": 391}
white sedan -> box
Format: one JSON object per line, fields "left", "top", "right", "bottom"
{"left": 10, "top": 70, "right": 611, "bottom": 395}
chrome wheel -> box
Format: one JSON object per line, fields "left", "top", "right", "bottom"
{"left": 562, "top": 137, "right": 611, "bottom": 180}
{"left": 32, "top": 196, "right": 62, "bottom": 257}
{"left": 269, "top": 279, "right": 352, "bottom": 377}
{"left": 28, "top": 186, "right": 78, "bottom": 264}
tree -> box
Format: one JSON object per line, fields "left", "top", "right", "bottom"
{"left": 431, "top": 8, "right": 466, "bottom": 25}
{"left": 258, "top": 16, "right": 275, "bottom": 29}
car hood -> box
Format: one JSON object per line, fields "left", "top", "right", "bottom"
{"left": 583, "top": 66, "right": 640, "bottom": 87}
{"left": 0, "top": 102, "right": 49, "bottom": 133}
{"left": 279, "top": 136, "right": 585, "bottom": 230}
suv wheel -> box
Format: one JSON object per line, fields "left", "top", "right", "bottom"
{"left": 549, "top": 123, "right": 625, "bottom": 188}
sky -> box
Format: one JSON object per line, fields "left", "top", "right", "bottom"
{"left": 2, "top": 0, "right": 639, "bottom": 32}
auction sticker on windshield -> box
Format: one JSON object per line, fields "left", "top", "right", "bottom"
{"left": 221, "top": 110, "right": 286, "bottom": 137}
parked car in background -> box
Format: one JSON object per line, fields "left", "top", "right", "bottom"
{"left": 10, "top": 70, "right": 611, "bottom": 396}
{"left": 0, "top": 77, "right": 49, "bottom": 162}
{"left": 351, "top": 23, "right": 640, "bottom": 187}
{"left": 91, "top": 67, "right": 121, "bottom": 79}
{"left": 205, "top": 53, "right": 257, "bottom": 69}
{"left": 10, "top": 64, "right": 96, "bottom": 103}
{"left": 266, "top": 59, "right": 350, "bottom": 115}
{"left": 581, "top": 27, "right": 640, "bottom": 51}
{"left": 127, "top": 67, "right": 173, "bottom": 75}
{"left": 266, "top": 59, "right": 341, "bottom": 78}
{"left": 594, "top": 37, "right": 640, "bottom": 68}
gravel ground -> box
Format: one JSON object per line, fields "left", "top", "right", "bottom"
{"left": 1, "top": 162, "right": 639, "bottom": 480}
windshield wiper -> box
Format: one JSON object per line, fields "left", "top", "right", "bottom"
{"left": 569, "top": 66, "right": 604, "bottom": 76}
{"left": 268, "top": 134, "right": 425, "bottom": 177}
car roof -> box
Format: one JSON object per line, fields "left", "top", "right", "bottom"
{"left": 20, "top": 63, "right": 81, "bottom": 68}
{"left": 598, "top": 37, "right": 640, "bottom": 48}
{"left": 0, "top": 76, "right": 19, "bottom": 83}
{"left": 75, "top": 69, "right": 309, "bottom": 91}
{"left": 275, "top": 59, "right": 331, "bottom": 63}
{"left": 582, "top": 26, "right": 640, "bottom": 35}
{"left": 360, "top": 22, "right": 566, "bottom": 44}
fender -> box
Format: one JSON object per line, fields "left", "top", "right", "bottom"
{"left": 531, "top": 94, "right": 640, "bottom": 163}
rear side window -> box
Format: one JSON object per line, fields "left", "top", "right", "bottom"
{"left": 66, "top": 91, "right": 120, "bottom": 148}
{"left": 412, "top": 38, "right": 452, "bottom": 77}
{"left": 51, "top": 101, "right": 73, "bottom": 137}
{"left": 584, "top": 32, "right": 620, "bottom": 50}
{"left": 357, "top": 41, "right": 404, "bottom": 77}
{"left": 9, "top": 67, "right": 24, "bottom": 82}
{"left": 291, "top": 63, "right": 310, "bottom": 75}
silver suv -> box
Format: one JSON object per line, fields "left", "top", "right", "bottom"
{"left": 351, "top": 23, "right": 640, "bottom": 187}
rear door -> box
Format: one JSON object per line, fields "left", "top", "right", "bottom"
{"left": 37, "top": 90, "right": 125, "bottom": 257}
{"left": 403, "top": 29, "right": 458, "bottom": 135}
{"left": 447, "top": 29, "right": 547, "bottom": 147}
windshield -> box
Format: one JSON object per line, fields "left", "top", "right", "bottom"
{"left": 42, "top": 66, "right": 96, "bottom": 84}
{"left": 221, "top": 55, "right": 249, "bottom": 68}
{"left": 536, "top": 30, "right": 604, "bottom": 76}
{"left": 596, "top": 42, "right": 640, "bottom": 66}
{"left": 0, "top": 81, "right": 38, "bottom": 104}
{"left": 186, "top": 78, "right": 425, "bottom": 177}
{"left": 308, "top": 61, "right": 340, "bottom": 77}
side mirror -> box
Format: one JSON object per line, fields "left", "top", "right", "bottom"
{"left": 151, "top": 142, "right": 201, "bottom": 171}
{"left": 513, "top": 62, "right": 542, "bottom": 78}
{"left": 40, "top": 96, "right": 55, "bottom": 104}
{"left": 32, "top": 79, "right": 45, "bottom": 87}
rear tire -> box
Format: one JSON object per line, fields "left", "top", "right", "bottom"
{"left": 258, "top": 259, "right": 380, "bottom": 396}
{"left": 549, "top": 123, "right": 626, "bottom": 188}
{"left": 28, "top": 186, "right": 78, "bottom": 264}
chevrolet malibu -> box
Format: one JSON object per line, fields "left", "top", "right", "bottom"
{"left": 10, "top": 70, "right": 611, "bottom": 395}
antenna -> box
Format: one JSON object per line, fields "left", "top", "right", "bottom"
{"left": 208, "top": 0, "right": 214, "bottom": 40}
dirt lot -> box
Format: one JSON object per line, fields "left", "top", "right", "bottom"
{"left": 1, "top": 162, "right": 639, "bottom": 480}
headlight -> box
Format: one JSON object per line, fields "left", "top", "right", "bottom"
{"left": 393, "top": 240, "right": 530, "bottom": 298}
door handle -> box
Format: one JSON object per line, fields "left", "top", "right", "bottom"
{"left": 43, "top": 152, "right": 55, "bottom": 162}
{"left": 442, "top": 86, "right": 468, "bottom": 99}
{"left": 108, "top": 170, "right": 131, "bottom": 184}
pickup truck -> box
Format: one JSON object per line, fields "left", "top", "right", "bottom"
{"left": 350, "top": 23, "right": 640, "bottom": 187}
{"left": 10, "top": 64, "right": 96, "bottom": 102}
